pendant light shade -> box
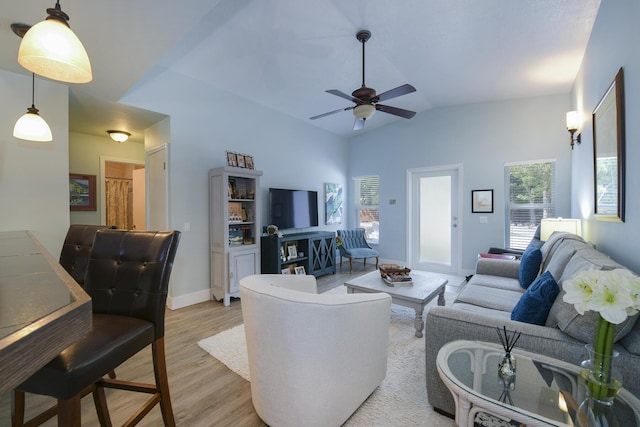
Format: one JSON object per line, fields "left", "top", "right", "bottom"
{"left": 17, "top": 1, "right": 92, "bottom": 84}
{"left": 13, "top": 74, "right": 53, "bottom": 142}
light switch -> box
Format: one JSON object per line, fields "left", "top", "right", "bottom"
{"left": 479, "top": 216, "right": 488, "bottom": 224}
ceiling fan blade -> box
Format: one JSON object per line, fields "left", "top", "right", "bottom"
{"left": 376, "top": 104, "right": 417, "bottom": 119}
{"left": 310, "top": 106, "right": 354, "bottom": 120}
{"left": 353, "top": 117, "right": 365, "bottom": 131}
{"left": 326, "top": 89, "right": 363, "bottom": 104}
{"left": 376, "top": 84, "right": 416, "bottom": 102}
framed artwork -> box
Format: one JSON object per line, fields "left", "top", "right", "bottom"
{"left": 69, "top": 174, "right": 96, "bottom": 211}
{"left": 325, "top": 183, "right": 343, "bottom": 224}
{"left": 226, "top": 151, "right": 237, "bottom": 167}
{"left": 245, "top": 156, "right": 254, "bottom": 169}
{"left": 281, "top": 268, "right": 291, "bottom": 275}
{"left": 593, "top": 67, "right": 625, "bottom": 222}
{"left": 294, "top": 266, "right": 306, "bottom": 275}
{"left": 471, "top": 189, "right": 493, "bottom": 213}
{"left": 236, "top": 154, "right": 246, "bottom": 168}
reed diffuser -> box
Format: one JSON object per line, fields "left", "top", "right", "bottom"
{"left": 496, "top": 326, "right": 521, "bottom": 381}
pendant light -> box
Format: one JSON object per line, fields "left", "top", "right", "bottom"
{"left": 17, "top": 0, "right": 92, "bottom": 84}
{"left": 13, "top": 73, "right": 53, "bottom": 142}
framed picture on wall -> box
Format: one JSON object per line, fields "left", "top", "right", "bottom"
{"left": 471, "top": 189, "right": 493, "bottom": 213}
{"left": 69, "top": 174, "right": 97, "bottom": 211}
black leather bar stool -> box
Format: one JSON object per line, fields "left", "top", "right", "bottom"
{"left": 12, "top": 229, "right": 181, "bottom": 427}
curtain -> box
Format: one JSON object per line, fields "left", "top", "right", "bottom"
{"left": 106, "top": 179, "right": 130, "bottom": 229}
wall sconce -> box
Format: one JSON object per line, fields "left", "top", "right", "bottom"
{"left": 107, "top": 130, "right": 131, "bottom": 143}
{"left": 13, "top": 73, "right": 53, "bottom": 142}
{"left": 13, "top": 1, "right": 92, "bottom": 84}
{"left": 566, "top": 111, "right": 581, "bottom": 149}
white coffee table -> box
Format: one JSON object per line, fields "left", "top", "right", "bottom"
{"left": 344, "top": 269, "right": 452, "bottom": 337}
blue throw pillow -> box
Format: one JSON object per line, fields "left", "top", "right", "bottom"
{"left": 511, "top": 271, "right": 559, "bottom": 325}
{"left": 519, "top": 246, "right": 542, "bottom": 289}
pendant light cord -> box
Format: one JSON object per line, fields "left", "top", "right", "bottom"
{"left": 31, "top": 73, "right": 35, "bottom": 108}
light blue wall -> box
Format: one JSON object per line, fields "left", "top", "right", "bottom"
{"left": 348, "top": 94, "right": 572, "bottom": 272}
{"left": 121, "top": 71, "right": 348, "bottom": 301}
{"left": 0, "top": 70, "right": 70, "bottom": 256}
{"left": 570, "top": 0, "right": 640, "bottom": 273}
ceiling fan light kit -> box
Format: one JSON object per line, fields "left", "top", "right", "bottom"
{"left": 310, "top": 29, "right": 416, "bottom": 130}
{"left": 15, "top": 0, "right": 92, "bottom": 84}
{"left": 354, "top": 104, "right": 375, "bottom": 120}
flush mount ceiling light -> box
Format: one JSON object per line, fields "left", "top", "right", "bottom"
{"left": 13, "top": 0, "right": 92, "bottom": 84}
{"left": 13, "top": 73, "right": 53, "bottom": 142}
{"left": 107, "top": 130, "right": 131, "bottom": 143}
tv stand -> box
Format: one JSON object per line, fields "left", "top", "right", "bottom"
{"left": 261, "top": 231, "right": 336, "bottom": 277}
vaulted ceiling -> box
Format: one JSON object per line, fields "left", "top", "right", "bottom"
{"left": 1, "top": 0, "right": 600, "bottom": 141}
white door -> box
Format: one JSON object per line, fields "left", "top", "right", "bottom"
{"left": 407, "top": 165, "right": 461, "bottom": 274}
{"left": 132, "top": 168, "right": 146, "bottom": 230}
{"left": 147, "top": 146, "right": 168, "bottom": 230}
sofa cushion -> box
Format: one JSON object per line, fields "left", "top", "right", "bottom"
{"left": 543, "top": 241, "right": 577, "bottom": 281}
{"left": 467, "top": 274, "right": 523, "bottom": 293}
{"left": 455, "top": 286, "right": 523, "bottom": 312}
{"left": 546, "top": 289, "right": 639, "bottom": 343}
{"left": 620, "top": 317, "right": 640, "bottom": 355}
{"left": 511, "top": 271, "right": 559, "bottom": 325}
{"left": 519, "top": 246, "right": 542, "bottom": 289}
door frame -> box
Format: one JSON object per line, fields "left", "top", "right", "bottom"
{"left": 406, "top": 163, "right": 463, "bottom": 274}
{"left": 100, "top": 156, "right": 145, "bottom": 226}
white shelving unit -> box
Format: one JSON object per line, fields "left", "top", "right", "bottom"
{"left": 209, "top": 166, "right": 263, "bottom": 306}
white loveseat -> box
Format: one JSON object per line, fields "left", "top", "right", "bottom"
{"left": 239, "top": 274, "right": 391, "bottom": 427}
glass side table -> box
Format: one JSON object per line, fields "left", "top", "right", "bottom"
{"left": 436, "top": 340, "right": 640, "bottom": 427}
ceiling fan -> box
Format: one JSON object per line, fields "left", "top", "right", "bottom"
{"left": 310, "top": 30, "right": 417, "bottom": 131}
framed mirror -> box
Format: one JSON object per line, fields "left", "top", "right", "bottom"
{"left": 593, "top": 67, "right": 625, "bottom": 222}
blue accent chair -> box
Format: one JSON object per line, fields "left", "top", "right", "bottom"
{"left": 337, "top": 228, "right": 379, "bottom": 273}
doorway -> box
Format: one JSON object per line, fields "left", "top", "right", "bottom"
{"left": 102, "top": 159, "right": 146, "bottom": 230}
{"left": 407, "top": 165, "right": 462, "bottom": 274}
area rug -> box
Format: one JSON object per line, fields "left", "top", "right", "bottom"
{"left": 197, "top": 286, "right": 456, "bottom": 427}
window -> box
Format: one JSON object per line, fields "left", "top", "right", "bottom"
{"left": 505, "top": 160, "right": 556, "bottom": 249}
{"left": 355, "top": 176, "right": 379, "bottom": 244}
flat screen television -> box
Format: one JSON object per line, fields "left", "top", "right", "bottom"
{"left": 268, "top": 188, "right": 319, "bottom": 230}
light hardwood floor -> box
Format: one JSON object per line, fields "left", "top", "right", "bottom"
{"left": 0, "top": 264, "right": 380, "bottom": 427}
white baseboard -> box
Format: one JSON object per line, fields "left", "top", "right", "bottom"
{"left": 166, "top": 288, "right": 211, "bottom": 310}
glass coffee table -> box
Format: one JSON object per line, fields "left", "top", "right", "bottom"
{"left": 436, "top": 340, "right": 640, "bottom": 426}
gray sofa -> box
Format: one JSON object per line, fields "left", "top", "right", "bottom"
{"left": 425, "top": 232, "right": 640, "bottom": 415}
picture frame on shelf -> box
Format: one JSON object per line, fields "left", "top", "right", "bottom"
{"left": 281, "top": 267, "right": 291, "bottom": 275}
{"left": 294, "top": 266, "right": 306, "bottom": 275}
{"left": 471, "top": 189, "right": 493, "bottom": 213}
{"left": 226, "top": 151, "right": 237, "bottom": 167}
{"left": 245, "top": 156, "right": 254, "bottom": 169}
{"left": 69, "top": 173, "right": 97, "bottom": 211}
{"left": 287, "top": 245, "right": 297, "bottom": 259}
{"left": 236, "top": 154, "right": 246, "bottom": 168}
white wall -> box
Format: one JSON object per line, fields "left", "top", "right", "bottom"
{"left": 0, "top": 70, "right": 70, "bottom": 256}
{"left": 122, "top": 71, "right": 348, "bottom": 304}
{"left": 348, "top": 94, "right": 572, "bottom": 272}
{"left": 570, "top": 0, "right": 640, "bottom": 273}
